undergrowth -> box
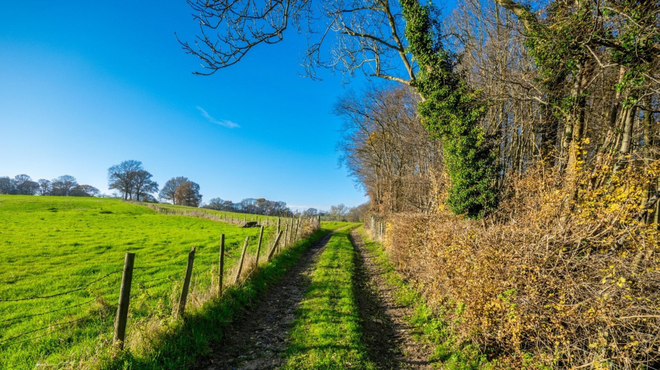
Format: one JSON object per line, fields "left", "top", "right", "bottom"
{"left": 379, "top": 160, "right": 660, "bottom": 368}
{"left": 359, "top": 227, "right": 494, "bottom": 370}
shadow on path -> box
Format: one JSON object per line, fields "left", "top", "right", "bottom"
{"left": 350, "top": 230, "right": 436, "bottom": 370}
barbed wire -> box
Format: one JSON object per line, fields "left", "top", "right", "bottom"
{"left": 133, "top": 274, "right": 177, "bottom": 286}
{"left": 0, "top": 317, "right": 89, "bottom": 345}
{"left": 0, "top": 298, "right": 96, "bottom": 325}
{"left": 0, "top": 270, "right": 121, "bottom": 302}
{"left": 133, "top": 262, "right": 185, "bottom": 271}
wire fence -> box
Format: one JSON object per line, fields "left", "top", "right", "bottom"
{"left": 0, "top": 270, "right": 121, "bottom": 302}
{"left": 0, "top": 216, "right": 321, "bottom": 364}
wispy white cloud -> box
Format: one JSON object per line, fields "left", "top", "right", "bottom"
{"left": 196, "top": 106, "right": 240, "bottom": 129}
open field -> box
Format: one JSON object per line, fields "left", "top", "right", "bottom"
{"left": 0, "top": 195, "right": 274, "bottom": 369}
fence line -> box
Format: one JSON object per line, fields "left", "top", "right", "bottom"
{"left": 0, "top": 216, "right": 320, "bottom": 356}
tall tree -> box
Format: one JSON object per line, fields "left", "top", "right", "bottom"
{"left": 37, "top": 179, "right": 51, "bottom": 196}
{"left": 132, "top": 170, "right": 158, "bottom": 201}
{"left": 51, "top": 175, "right": 79, "bottom": 196}
{"left": 159, "top": 176, "right": 189, "bottom": 203}
{"left": 108, "top": 160, "right": 156, "bottom": 200}
{"left": 0, "top": 177, "right": 16, "bottom": 195}
{"left": 13, "top": 174, "right": 39, "bottom": 195}
{"left": 183, "top": 0, "right": 500, "bottom": 217}
{"left": 174, "top": 181, "right": 203, "bottom": 207}
{"left": 336, "top": 85, "right": 444, "bottom": 214}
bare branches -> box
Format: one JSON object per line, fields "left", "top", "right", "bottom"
{"left": 180, "top": 0, "right": 309, "bottom": 74}
{"left": 181, "top": 0, "right": 416, "bottom": 82}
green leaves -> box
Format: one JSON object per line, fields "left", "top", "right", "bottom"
{"left": 402, "top": 0, "right": 499, "bottom": 218}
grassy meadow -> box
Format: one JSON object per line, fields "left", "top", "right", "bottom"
{"left": 0, "top": 195, "right": 274, "bottom": 369}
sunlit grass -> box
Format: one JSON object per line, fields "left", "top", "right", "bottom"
{"left": 0, "top": 195, "right": 270, "bottom": 369}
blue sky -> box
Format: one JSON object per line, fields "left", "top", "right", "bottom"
{"left": 0, "top": 1, "right": 455, "bottom": 211}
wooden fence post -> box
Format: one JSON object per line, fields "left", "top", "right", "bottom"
{"left": 277, "top": 217, "right": 281, "bottom": 234}
{"left": 267, "top": 230, "right": 284, "bottom": 261}
{"left": 218, "top": 234, "right": 225, "bottom": 297}
{"left": 234, "top": 237, "right": 249, "bottom": 284}
{"left": 284, "top": 219, "right": 291, "bottom": 247}
{"left": 255, "top": 226, "right": 264, "bottom": 267}
{"left": 282, "top": 226, "right": 288, "bottom": 252}
{"left": 177, "top": 246, "right": 196, "bottom": 318}
{"left": 293, "top": 217, "right": 301, "bottom": 243}
{"left": 114, "top": 252, "right": 135, "bottom": 349}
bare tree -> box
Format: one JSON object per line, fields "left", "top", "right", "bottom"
{"left": 174, "top": 181, "right": 203, "bottom": 207}
{"left": 132, "top": 170, "right": 159, "bottom": 201}
{"left": 14, "top": 174, "right": 39, "bottom": 195}
{"left": 70, "top": 185, "right": 100, "bottom": 197}
{"left": 51, "top": 175, "right": 79, "bottom": 196}
{"left": 37, "top": 179, "right": 51, "bottom": 196}
{"left": 0, "top": 177, "right": 16, "bottom": 195}
{"left": 180, "top": 0, "right": 419, "bottom": 84}
{"left": 336, "top": 84, "right": 443, "bottom": 213}
{"left": 159, "top": 176, "right": 189, "bottom": 203}
{"left": 108, "top": 160, "right": 157, "bottom": 200}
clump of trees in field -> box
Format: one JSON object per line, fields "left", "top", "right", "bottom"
{"left": 108, "top": 160, "right": 159, "bottom": 202}
{"left": 159, "top": 176, "right": 203, "bottom": 207}
{"left": 0, "top": 174, "right": 99, "bottom": 197}
{"left": 319, "top": 203, "right": 370, "bottom": 222}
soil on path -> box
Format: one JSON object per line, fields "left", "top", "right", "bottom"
{"left": 192, "top": 232, "right": 334, "bottom": 370}
{"left": 350, "top": 230, "right": 437, "bottom": 370}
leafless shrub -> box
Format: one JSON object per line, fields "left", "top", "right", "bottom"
{"left": 383, "top": 160, "right": 660, "bottom": 368}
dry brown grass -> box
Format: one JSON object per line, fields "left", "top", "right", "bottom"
{"left": 379, "top": 160, "right": 660, "bottom": 369}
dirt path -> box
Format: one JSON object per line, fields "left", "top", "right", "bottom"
{"left": 192, "top": 232, "right": 334, "bottom": 370}
{"left": 350, "top": 230, "right": 437, "bottom": 370}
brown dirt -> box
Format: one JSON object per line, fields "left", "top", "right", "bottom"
{"left": 191, "top": 232, "right": 334, "bottom": 370}
{"left": 350, "top": 230, "right": 437, "bottom": 370}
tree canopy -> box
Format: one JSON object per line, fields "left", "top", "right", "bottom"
{"left": 108, "top": 160, "right": 158, "bottom": 201}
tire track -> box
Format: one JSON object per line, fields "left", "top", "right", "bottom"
{"left": 350, "top": 230, "right": 436, "bottom": 369}
{"left": 192, "top": 232, "right": 334, "bottom": 370}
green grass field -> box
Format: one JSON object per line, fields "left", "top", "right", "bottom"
{"left": 0, "top": 195, "right": 275, "bottom": 369}
{"left": 283, "top": 226, "right": 377, "bottom": 370}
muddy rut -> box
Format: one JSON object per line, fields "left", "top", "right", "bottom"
{"left": 350, "top": 230, "right": 436, "bottom": 370}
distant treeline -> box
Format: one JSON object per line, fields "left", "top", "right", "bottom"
{"left": 0, "top": 159, "right": 368, "bottom": 221}
{"left": 0, "top": 174, "right": 99, "bottom": 197}
{"left": 203, "top": 198, "right": 369, "bottom": 222}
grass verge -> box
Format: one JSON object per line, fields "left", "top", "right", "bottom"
{"left": 358, "top": 227, "right": 493, "bottom": 370}
{"left": 282, "top": 226, "right": 377, "bottom": 370}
